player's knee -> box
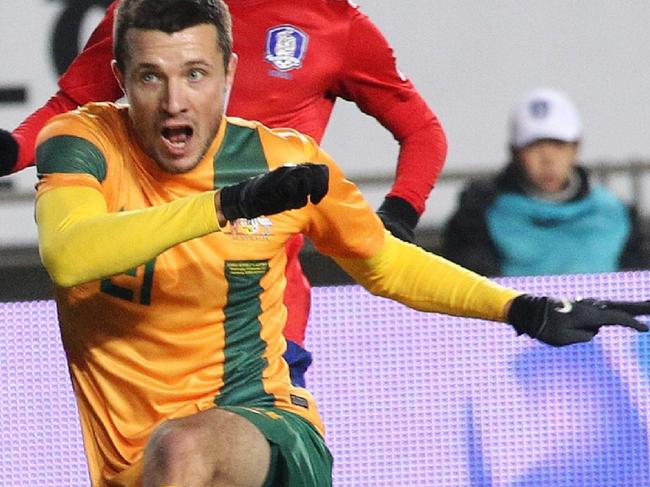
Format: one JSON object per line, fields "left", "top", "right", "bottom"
{"left": 145, "top": 418, "right": 201, "bottom": 471}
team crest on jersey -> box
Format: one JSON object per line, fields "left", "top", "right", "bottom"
{"left": 265, "top": 25, "right": 309, "bottom": 72}
{"left": 231, "top": 217, "right": 273, "bottom": 240}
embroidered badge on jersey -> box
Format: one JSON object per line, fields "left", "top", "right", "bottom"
{"left": 264, "top": 25, "right": 309, "bottom": 73}
{"left": 231, "top": 217, "right": 273, "bottom": 240}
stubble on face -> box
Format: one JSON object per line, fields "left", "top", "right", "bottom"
{"left": 117, "top": 24, "right": 235, "bottom": 174}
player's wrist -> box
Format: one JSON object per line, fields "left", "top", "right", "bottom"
{"left": 377, "top": 196, "right": 420, "bottom": 229}
{"left": 506, "top": 294, "right": 547, "bottom": 337}
{"left": 213, "top": 190, "right": 228, "bottom": 228}
{"left": 376, "top": 196, "right": 420, "bottom": 242}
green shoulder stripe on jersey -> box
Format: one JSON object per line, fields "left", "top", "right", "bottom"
{"left": 36, "top": 135, "right": 107, "bottom": 182}
{"left": 217, "top": 260, "right": 274, "bottom": 408}
{"left": 213, "top": 123, "right": 269, "bottom": 189}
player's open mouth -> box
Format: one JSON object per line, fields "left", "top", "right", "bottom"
{"left": 161, "top": 126, "right": 194, "bottom": 155}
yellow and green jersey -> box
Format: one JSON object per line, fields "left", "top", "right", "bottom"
{"left": 35, "top": 102, "right": 386, "bottom": 484}
{"left": 35, "top": 102, "right": 520, "bottom": 485}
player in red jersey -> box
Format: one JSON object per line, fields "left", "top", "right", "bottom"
{"left": 0, "top": 0, "right": 447, "bottom": 386}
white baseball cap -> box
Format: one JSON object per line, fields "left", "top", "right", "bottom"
{"left": 510, "top": 88, "right": 582, "bottom": 149}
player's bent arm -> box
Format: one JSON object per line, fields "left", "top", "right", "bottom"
{"left": 36, "top": 186, "right": 220, "bottom": 287}
{"left": 334, "top": 231, "right": 521, "bottom": 322}
{"left": 340, "top": 10, "right": 447, "bottom": 214}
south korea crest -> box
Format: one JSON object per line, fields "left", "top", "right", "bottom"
{"left": 265, "top": 25, "right": 309, "bottom": 72}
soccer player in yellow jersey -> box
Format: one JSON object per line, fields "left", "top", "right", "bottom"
{"left": 33, "top": 1, "right": 650, "bottom": 486}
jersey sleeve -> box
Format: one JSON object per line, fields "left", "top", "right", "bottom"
{"left": 302, "top": 146, "right": 386, "bottom": 260}
{"left": 330, "top": 7, "right": 447, "bottom": 213}
{"left": 334, "top": 231, "right": 522, "bottom": 322}
{"left": 302, "top": 145, "right": 520, "bottom": 323}
{"left": 34, "top": 110, "right": 221, "bottom": 287}
{"left": 11, "top": 93, "right": 80, "bottom": 173}
{"left": 35, "top": 110, "right": 113, "bottom": 196}
{"left": 255, "top": 123, "right": 386, "bottom": 259}
{"left": 36, "top": 186, "right": 219, "bottom": 288}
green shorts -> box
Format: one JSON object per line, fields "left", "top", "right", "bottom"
{"left": 220, "top": 406, "right": 333, "bottom": 487}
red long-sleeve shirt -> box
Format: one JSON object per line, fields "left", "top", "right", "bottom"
{"left": 16, "top": 0, "right": 447, "bottom": 345}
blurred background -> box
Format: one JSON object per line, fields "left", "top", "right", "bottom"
{"left": 1, "top": 0, "right": 650, "bottom": 298}
{"left": 2, "top": 3, "right": 650, "bottom": 485}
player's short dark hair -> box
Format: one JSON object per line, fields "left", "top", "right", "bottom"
{"left": 114, "top": 0, "right": 232, "bottom": 73}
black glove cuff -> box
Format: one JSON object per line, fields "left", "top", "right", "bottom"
{"left": 219, "top": 183, "right": 248, "bottom": 221}
{"left": 0, "top": 129, "right": 19, "bottom": 177}
{"left": 507, "top": 294, "right": 549, "bottom": 337}
{"left": 377, "top": 196, "right": 420, "bottom": 230}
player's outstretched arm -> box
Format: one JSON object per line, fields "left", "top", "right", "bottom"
{"left": 336, "top": 233, "right": 649, "bottom": 347}
{"left": 38, "top": 164, "right": 329, "bottom": 287}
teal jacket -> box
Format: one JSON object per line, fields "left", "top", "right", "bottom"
{"left": 441, "top": 162, "right": 648, "bottom": 276}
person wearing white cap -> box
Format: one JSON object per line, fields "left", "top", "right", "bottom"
{"left": 441, "top": 88, "right": 649, "bottom": 276}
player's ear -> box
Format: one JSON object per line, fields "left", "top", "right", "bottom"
{"left": 223, "top": 53, "right": 238, "bottom": 109}
{"left": 226, "top": 53, "right": 238, "bottom": 88}
{"left": 111, "top": 60, "right": 126, "bottom": 95}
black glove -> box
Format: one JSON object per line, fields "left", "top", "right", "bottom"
{"left": 376, "top": 196, "right": 419, "bottom": 243}
{"left": 0, "top": 129, "right": 19, "bottom": 177}
{"left": 220, "top": 163, "right": 329, "bottom": 221}
{"left": 507, "top": 294, "right": 650, "bottom": 347}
